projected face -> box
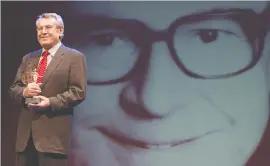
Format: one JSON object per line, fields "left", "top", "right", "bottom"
{"left": 69, "top": 2, "right": 270, "bottom": 166}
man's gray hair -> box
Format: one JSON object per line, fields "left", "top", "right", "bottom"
{"left": 36, "top": 13, "right": 65, "bottom": 40}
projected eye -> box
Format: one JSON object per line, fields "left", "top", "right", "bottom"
{"left": 173, "top": 27, "right": 251, "bottom": 76}
{"left": 198, "top": 29, "right": 218, "bottom": 43}
{"left": 75, "top": 30, "right": 138, "bottom": 83}
{"left": 86, "top": 30, "right": 131, "bottom": 47}
{"left": 191, "top": 29, "right": 235, "bottom": 44}
{"left": 91, "top": 33, "right": 115, "bottom": 46}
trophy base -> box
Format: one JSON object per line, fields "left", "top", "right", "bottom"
{"left": 25, "top": 97, "right": 41, "bottom": 104}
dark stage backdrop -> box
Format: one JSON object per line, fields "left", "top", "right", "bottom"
{"left": 2, "top": 1, "right": 270, "bottom": 166}
{"left": 1, "top": 2, "right": 77, "bottom": 166}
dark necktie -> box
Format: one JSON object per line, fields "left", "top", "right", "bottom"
{"left": 37, "top": 51, "right": 49, "bottom": 83}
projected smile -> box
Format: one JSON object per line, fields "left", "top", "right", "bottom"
{"left": 95, "top": 127, "right": 217, "bottom": 149}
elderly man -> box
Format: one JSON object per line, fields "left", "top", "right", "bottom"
{"left": 10, "top": 13, "right": 86, "bottom": 166}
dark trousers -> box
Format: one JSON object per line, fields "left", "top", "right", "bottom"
{"left": 15, "top": 136, "right": 67, "bottom": 166}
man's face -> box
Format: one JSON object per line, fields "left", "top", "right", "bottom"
{"left": 70, "top": 2, "right": 269, "bottom": 166}
{"left": 36, "top": 17, "right": 62, "bottom": 49}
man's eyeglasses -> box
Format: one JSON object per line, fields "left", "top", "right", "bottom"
{"left": 36, "top": 25, "right": 60, "bottom": 32}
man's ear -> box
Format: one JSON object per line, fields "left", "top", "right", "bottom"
{"left": 59, "top": 27, "right": 64, "bottom": 40}
{"left": 59, "top": 27, "right": 64, "bottom": 33}
{"left": 265, "top": 32, "right": 270, "bottom": 91}
{"left": 259, "top": 30, "right": 270, "bottom": 91}
{"left": 266, "top": 59, "right": 269, "bottom": 92}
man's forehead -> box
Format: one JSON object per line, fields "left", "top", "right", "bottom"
{"left": 72, "top": 1, "right": 268, "bottom": 13}
{"left": 71, "top": 1, "right": 267, "bottom": 29}
{"left": 72, "top": 1, "right": 267, "bottom": 17}
{"left": 36, "top": 18, "right": 57, "bottom": 25}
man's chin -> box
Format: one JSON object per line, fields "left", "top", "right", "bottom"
{"left": 40, "top": 42, "right": 52, "bottom": 49}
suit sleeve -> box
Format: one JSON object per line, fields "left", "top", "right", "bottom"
{"left": 9, "top": 55, "right": 28, "bottom": 107}
{"left": 48, "top": 52, "right": 87, "bottom": 111}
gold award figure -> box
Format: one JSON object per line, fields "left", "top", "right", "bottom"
{"left": 21, "top": 62, "right": 41, "bottom": 104}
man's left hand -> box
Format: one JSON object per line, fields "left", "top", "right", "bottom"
{"left": 28, "top": 95, "right": 50, "bottom": 111}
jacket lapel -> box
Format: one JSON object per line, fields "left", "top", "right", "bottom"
{"left": 30, "top": 50, "right": 42, "bottom": 70}
{"left": 41, "top": 44, "right": 65, "bottom": 88}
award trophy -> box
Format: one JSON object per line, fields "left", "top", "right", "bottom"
{"left": 21, "top": 62, "right": 41, "bottom": 104}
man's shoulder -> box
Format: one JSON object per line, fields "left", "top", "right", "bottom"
{"left": 25, "top": 49, "right": 42, "bottom": 57}
{"left": 62, "top": 45, "right": 84, "bottom": 57}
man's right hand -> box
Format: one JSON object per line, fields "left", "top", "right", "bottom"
{"left": 23, "top": 83, "right": 42, "bottom": 97}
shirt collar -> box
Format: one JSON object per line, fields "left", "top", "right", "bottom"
{"left": 42, "top": 42, "right": 62, "bottom": 57}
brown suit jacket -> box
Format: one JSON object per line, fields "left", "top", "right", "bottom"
{"left": 9, "top": 44, "right": 86, "bottom": 154}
